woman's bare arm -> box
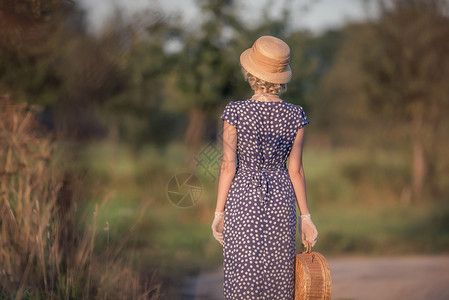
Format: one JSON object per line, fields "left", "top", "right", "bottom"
{"left": 288, "top": 127, "right": 310, "bottom": 215}
{"left": 215, "top": 120, "right": 237, "bottom": 213}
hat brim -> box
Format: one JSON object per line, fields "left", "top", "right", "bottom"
{"left": 240, "top": 48, "right": 292, "bottom": 84}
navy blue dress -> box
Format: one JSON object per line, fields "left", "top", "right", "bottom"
{"left": 220, "top": 99, "right": 310, "bottom": 299}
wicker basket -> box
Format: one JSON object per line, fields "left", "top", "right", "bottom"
{"left": 294, "top": 240, "right": 332, "bottom": 300}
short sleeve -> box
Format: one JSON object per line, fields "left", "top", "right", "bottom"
{"left": 297, "top": 106, "right": 310, "bottom": 130}
{"left": 221, "top": 101, "right": 238, "bottom": 127}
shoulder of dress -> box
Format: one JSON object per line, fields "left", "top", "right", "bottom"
{"left": 283, "top": 101, "right": 301, "bottom": 110}
{"left": 233, "top": 99, "right": 248, "bottom": 105}
{"left": 292, "top": 103, "right": 305, "bottom": 111}
{"left": 228, "top": 99, "right": 250, "bottom": 109}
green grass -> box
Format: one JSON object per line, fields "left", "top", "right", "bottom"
{"left": 75, "top": 140, "right": 449, "bottom": 281}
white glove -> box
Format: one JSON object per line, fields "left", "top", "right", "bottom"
{"left": 211, "top": 212, "right": 224, "bottom": 245}
{"left": 299, "top": 214, "right": 318, "bottom": 247}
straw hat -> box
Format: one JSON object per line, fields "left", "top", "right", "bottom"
{"left": 240, "top": 35, "right": 292, "bottom": 84}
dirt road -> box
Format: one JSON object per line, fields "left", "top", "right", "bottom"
{"left": 180, "top": 255, "right": 449, "bottom": 300}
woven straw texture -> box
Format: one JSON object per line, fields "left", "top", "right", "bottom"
{"left": 294, "top": 241, "right": 332, "bottom": 300}
{"left": 240, "top": 36, "right": 292, "bottom": 84}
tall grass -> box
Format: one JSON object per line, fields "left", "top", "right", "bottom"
{"left": 0, "top": 98, "right": 162, "bottom": 299}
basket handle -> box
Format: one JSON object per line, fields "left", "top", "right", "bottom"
{"left": 302, "top": 239, "right": 312, "bottom": 254}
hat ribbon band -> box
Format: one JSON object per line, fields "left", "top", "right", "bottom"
{"left": 251, "top": 45, "right": 290, "bottom": 73}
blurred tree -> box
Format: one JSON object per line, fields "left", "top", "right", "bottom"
{"left": 164, "top": 0, "right": 302, "bottom": 158}
{"left": 286, "top": 30, "right": 343, "bottom": 128}
{"left": 362, "top": 0, "right": 449, "bottom": 202}
{"left": 307, "top": 0, "right": 449, "bottom": 204}
{"left": 99, "top": 10, "right": 180, "bottom": 148}
{"left": 164, "top": 0, "right": 244, "bottom": 157}
{"left": 310, "top": 23, "right": 379, "bottom": 148}
{"left": 0, "top": 1, "right": 135, "bottom": 139}
{"left": 0, "top": 3, "right": 72, "bottom": 107}
{"left": 322, "top": 0, "right": 449, "bottom": 202}
{"left": 0, "top": 0, "right": 68, "bottom": 18}
{"left": 0, "top": 1, "right": 93, "bottom": 138}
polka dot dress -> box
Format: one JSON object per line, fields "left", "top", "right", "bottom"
{"left": 220, "top": 99, "right": 309, "bottom": 299}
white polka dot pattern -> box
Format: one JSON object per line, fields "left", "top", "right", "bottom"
{"left": 220, "top": 99, "right": 309, "bottom": 299}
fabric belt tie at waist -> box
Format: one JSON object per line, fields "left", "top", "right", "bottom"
{"left": 237, "top": 168, "right": 287, "bottom": 204}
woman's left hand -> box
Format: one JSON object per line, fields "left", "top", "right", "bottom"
{"left": 211, "top": 213, "right": 224, "bottom": 245}
{"left": 299, "top": 214, "right": 318, "bottom": 247}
